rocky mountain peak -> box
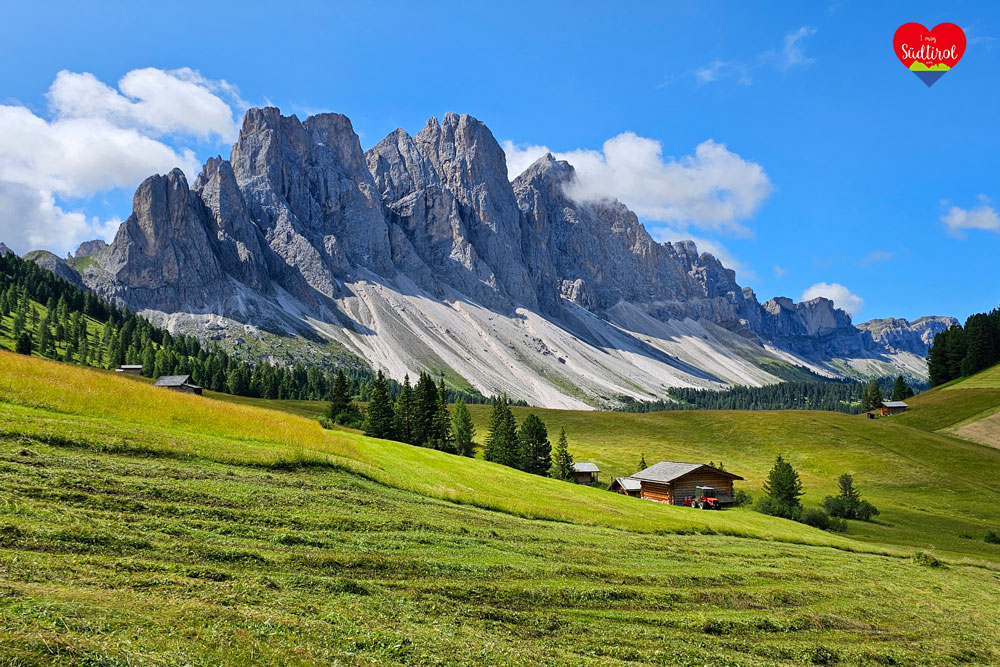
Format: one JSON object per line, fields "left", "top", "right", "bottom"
{"left": 71, "top": 239, "right": 108, "bottom": 259}
{"left": 515, "top": 153, "right": 575, "bottom": 191}
{"left": 72, "top": 104, "right": 949, "bottom": 405}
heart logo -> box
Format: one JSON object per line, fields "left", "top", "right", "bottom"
{"left": 893, "top": 22, "right": 966, "bottom": 87}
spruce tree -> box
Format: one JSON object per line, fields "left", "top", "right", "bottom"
{"left": 432, "top": 378, "right": 455, "bottom": 452}
{"left": 637, "top": 453, "right": 648, "bottom": 472}
{"left": 756, "top": 455, "right": 804, "bottom": 518}
{"left": 890, "top": 375, "right": 910, "bottom": 401}
{"left": 451, "top": 398, "right": 476, "bottom": 457}
{"left": 823, "top": 473, "right": 879, "bottom": 521}
{"left": 552, "top": 427, "right": 575, "bottom": 481}
{"left": 363, "top": 370, "right": 396, "bottom": 439}
{"left": 516, "top": 413, "right": 551, "bottom": 475}
{"left": 484, "top": 395, "right": 519, "bottom": 466}
{"left": 411, "top": 373, "right": 439, "bottom": 447}
{"left": 393, "top": 375, "right": 415, "bottom": 444}
{"left": 14, "top": 332, "right": 32, "bottom": 355}
{"left": 327, "top": 369, "right": 351, "bottom": 423}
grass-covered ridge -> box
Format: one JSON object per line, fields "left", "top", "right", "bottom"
{"left": 0, "top": 351, "right": 858, "bottom": 547}
{"left": 463, "top": 402, "right": 1000, "bottom": 561}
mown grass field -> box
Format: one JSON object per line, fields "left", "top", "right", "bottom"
{"left": 2, "top": 352, "right": 999, "bottom": 664}
{"left": 464, "top": 402, "right": 1000, "bottom": 562}
{"left": 2, "top": 408, "right": 999, "bottom": 665}
{"left": 0, "top": 352, "right": 860, "bottom": 547}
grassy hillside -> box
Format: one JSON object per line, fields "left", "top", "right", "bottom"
{"left": 0, "top": 352, "right": 857, "bottom": 548}
{"left": 464, "top": 403, "right": 1000, "bottom": 561}
{"left": 1, "top": 352, "right": 999, "bottom": 664}
{"left": 895, "top": 363, "right": 1000, "bottom": 445}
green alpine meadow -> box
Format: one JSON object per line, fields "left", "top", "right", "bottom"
{"left": 1, "top": 351, "right": 998, "bottom": 665}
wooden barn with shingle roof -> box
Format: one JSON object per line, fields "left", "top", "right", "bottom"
{"left": 623, "top": 461, "right": 744, "bottom": 506}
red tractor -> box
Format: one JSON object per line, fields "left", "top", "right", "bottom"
{"left": 683, "top": 486, "right": 722, "bottom": 510}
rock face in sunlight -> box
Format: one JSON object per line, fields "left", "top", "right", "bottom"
{"left": 60, "top": 106, "right": 948, "bottom": 407}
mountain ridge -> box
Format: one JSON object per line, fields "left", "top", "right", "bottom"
{"left": 16, "top": 107, "right": 950, "bottom": 407}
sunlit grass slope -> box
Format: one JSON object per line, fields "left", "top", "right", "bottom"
{"left": 466, "top": 402, "right": 1000, "bottom": 561}
{"left": 2, "top": 436, "right": 998, "bottom": 665}
{"left": 893, "top": 363, "right": 1000, "bottom": 432}
{"left": 0, "top": 351, "right": 851, "bottom": 549}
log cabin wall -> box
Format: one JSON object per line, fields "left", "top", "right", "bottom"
{"left": 670, "top": 470, "right": 735, "bottom": 504}
{"left": 639, "top": 481, "right": 674, "bottom": 504}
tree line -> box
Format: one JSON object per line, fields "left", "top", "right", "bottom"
{"left": 927, "top": 307, "right": 1000, "bottom": 386}
{"left": 354, "top": 378, "right": 577, "bottom": 480}
{"left": 0, "top": 252, "right": 490, "bottom": 404}
{"left": 616, "top": 376, "right": 921, "bottom": 414}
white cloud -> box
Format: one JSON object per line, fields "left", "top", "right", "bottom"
{"left": 0, "top": 181, "right": 120, "bottom": 255}
{"left": 0, "top": 67, "right": 244, "bottom": 255}
{"left": 859, "top": 249, "right": 895, "bottom": 266}
{"left": 773, "top": 265, "right": 787, "bottom": 278}
{"left": 777, "top": 27, "right": 818, "bottom": 70}
{"left": 0, "top": 105, "right": 200, "bottom": 197}
{"left": 800, "top": 282, "right": 864, "bottom": 316}
{"left": 48, "top": 68, "right": 242, "bottom": 142}
{"left": 503, "top": 141, "right": 550, "bottom": 184}
{"left": 694, "top": 60, "right": 752, "bottom": 86}
{"left": 670, "top": 26, "right": 817, "bottom": 87}
{"left": 503, "top": 134, "right": 771, "bottom": 233}
{"left": 940, "top": 196, "right": 1000, "bottom": 237}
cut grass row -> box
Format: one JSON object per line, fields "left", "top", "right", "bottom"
{"left": 1, "top": 435, "right": 998, "bottom": 665}
{"left": 0, "top": 351, "right": 857, "bottom": 550}
{"left": 58, "top": 347, "right": 997, "bottom": 562}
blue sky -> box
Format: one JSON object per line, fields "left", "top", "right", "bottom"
{"left": 1, "top": 0, "right": 997, "bottom": 323}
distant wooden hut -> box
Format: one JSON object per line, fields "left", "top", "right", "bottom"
{"left": 115, "top": 364, "right": 143, "bottom": 375}
{"left": 879, "top": 400, "right": 908, "bottom": 416}
{"left": 571, "top": 462, "right": 600, "bottom": 486}
{"left": 628, "top": 461, "right": 744, "bottom": 506}
{"left": 608, "top": 476, "right": 642, "bottom": 497}
{"left": 153, "top": 374, "right": 203, "bottom": 395}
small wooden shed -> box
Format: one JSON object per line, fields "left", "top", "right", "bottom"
{"left": 631, "top": 461, "right": 744, "bottom": 506}
{"left": 608, "top": 476, "right": 642, "bottom": 497}
{"left": 571, "top": 462, "right": 600, "bottom": 486}
{"left": 879, "top": 400, "right": 908, "bottom": 416}
{"left": 115, "top": 364, "right": 143, "bottom": 375}
{"left": 153, "top": 374, "right": 203, "bottom": 395}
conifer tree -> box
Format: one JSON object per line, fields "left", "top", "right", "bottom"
{"left": 393, "top": 374, "right": 415, "bottom": 444}
{"left": 14, "top": 332, "right": 31, "bottom": 355}
{"left": 890, "top": 375, "right": 912, "bottom": 401}
{"left": 411, "top": 373, "right": 439, "bottom": 447}
{"left": 483, "top": 395, "right": 519, "bottom": 466}
{"left": 363, "top": 370, "right": 396, "bottom": 439}
{"left": 552, "top": 427, "right": 575, "bottom": 481}
{"left": 431, "top": 377, "right": 455, "bottom": 452}
{"left": 517, "top": 413, "right": 551, "bottom": 475}
{"left": 327, "top": 369, "right": 351, "bottom": 423}
{"left": 637, "top": 453, "right": 648, "bottom": 472}
{"left": 756, "top": 455, "right": 804, "bottom": 519}
{"left": 451, "top": 398, "right": 476, "bottom": 457}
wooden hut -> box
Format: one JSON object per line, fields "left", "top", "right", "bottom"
{"left": 608, "top": 476, "right": 642, "bottom": 497}
{"left": 115, "top": 364, "right": 143, "bottom": 375}
{"left": 631, "top": 461, "right": 744, "bottom": 506}
{"left": 879, "top": 400, "right": 908, "bottom": 416}
{"left": 153, "top": 374, "right": 203, "bottom": 395}
{"left": 571, "top": 462, "right": 600, "bottom": 486}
